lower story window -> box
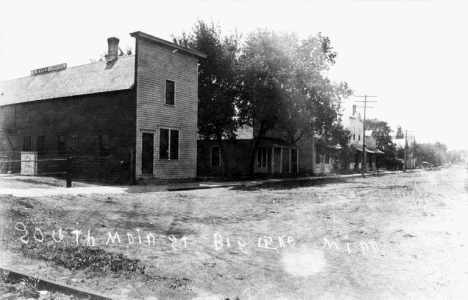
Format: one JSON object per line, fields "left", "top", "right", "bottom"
{"left": 58, "top": 135, "right": 66, "bottom": 155}
{"left": 257, "top": 147, "right": 269, "bottom": 168}
{"left": 0, "top": 135, "right": 6, "bottom": 149}
{"left": 23, "top": 137, "right": 31, "bottom": 151}
{"left": 159, "top": 128, "right": 179, "bottom": 160}
{"left": 37, "top": 135, "right": 46, "bottom": 154}
{"left": 100, "top": 134, "right": 110, "bottom": 156}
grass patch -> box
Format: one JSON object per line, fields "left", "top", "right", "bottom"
{"left": 19, "top": 242, "right": 145, "bottom": 278}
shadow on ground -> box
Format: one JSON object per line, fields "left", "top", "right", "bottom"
{"left": 230, "top": 177, "right": 350, "bottom": 191}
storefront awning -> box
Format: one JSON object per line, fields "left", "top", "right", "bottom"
{"left": 366, "top": 146, "right": 385, "bottom": 155}
{"left": 328, "top": 143, "right": 342, "bottom": 150}
{"left": 372, "top": 149, "right": 385, "bottom": 154}
{"left": 352, "top": 144, "right": 374, "bottom": 153}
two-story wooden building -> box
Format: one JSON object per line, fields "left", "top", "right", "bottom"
{"left": 0, "top": 32, "right": 206, "bottom": 182}
{"left": 343, "top": 105, "right": 384, "bottom": 171}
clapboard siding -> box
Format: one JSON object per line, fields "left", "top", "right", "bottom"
{"left": 135, "top": 38, "right": 199, "bottom": 179}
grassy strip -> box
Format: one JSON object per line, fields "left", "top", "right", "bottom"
{"left": 19, "top": 242, "right": 145, "bottom": 278}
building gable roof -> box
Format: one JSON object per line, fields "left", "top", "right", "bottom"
{"left": 130, "top": 31, "right": 208, "bottom": 59}
{"left": 0, "top": 56, "right": 135, "bottom": 106}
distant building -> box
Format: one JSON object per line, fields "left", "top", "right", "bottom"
{"left": 0, "top": 32, "right": 206, "bottom": 182}
{"left": 392, "top": 128, "right": 416, "bottom": 169}
{"left": 342, "top": 105, "right": 383, "bottom": 171}
{"left": 197, "top": 125, "right": 299, "bottom": 177}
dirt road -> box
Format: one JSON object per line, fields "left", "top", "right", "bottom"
{"left": 1, "top": 166, "right": 467, "bottom": 299}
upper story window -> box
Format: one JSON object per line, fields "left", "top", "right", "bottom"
{"left": 165, "top": 80, "right": 175, "bottom": 105}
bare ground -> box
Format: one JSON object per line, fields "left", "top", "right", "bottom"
{"left": 0, "top": 166, "right": 467, "bottom": 299}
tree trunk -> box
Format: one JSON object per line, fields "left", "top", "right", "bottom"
{"left": 217, "top": 137, "right": 230, "bottom": 177}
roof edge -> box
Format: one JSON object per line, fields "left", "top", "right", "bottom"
{"left": 130, "top": 31, "right": 207, "bottom": 59}
{"left": 0, "top": 87, "right": 134, "bottom": 108}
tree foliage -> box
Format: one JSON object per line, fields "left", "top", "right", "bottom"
{"left": 447, "top": 149, "right": 468, "bottom": 163}
{"left": 365, "top": 119, "right": 398, "bottom": 168}
{"left": 237, "top": 30, "right": 350, "bottom": 141}
{"left": 414, "top": 142, "right": 448, "bottom": 167}
{"left": 365, "top": 119, "right": 395, "bottom": 151}
{"left": 90, "top": 47, "right": 133, "bottom": 63}
{"left": 328, "top": 123, "right": 353, "bottom": 171}
{"left": 236, "top": 29, "right": 351, "bottom": 173}
{"left": 174, "top": 20, "right": 241, "bottom": 176}
{"left": 176, "top": 20, "right": 241, "bottom": 141}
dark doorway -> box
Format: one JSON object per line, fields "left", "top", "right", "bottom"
{"left": 142, "top": 133, "right": 154, "bottom": 174}
{"left": 37, "top": 135, "right": 46, "bottom": 155}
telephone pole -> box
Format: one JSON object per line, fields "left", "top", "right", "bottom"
{"left": 355, "top": 95, "right": 377, "bottom": 177}
{"left": 404, "top": 130, "right": 413, "bottom": 172}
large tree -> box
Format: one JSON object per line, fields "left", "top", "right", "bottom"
{"left": 365, "top": 119, "right": 397, "bottom": 169}
{"left": 415, "top": 143, "right": 447, "bottom": 167}
{"left": 175, "top": 20, "right": 241, "bottom": 175}
{"left": 237, "top": 29, "right": 351, "bottom": 174}
{"left": 328, "top": 123, "right": 353, "bottom": 172}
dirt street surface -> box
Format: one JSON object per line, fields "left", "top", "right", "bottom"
{"left": 1, "top": 166, "right": 467, "bottom": 299}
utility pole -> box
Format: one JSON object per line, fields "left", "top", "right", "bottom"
{"left": 404, "top": 130, "right": 413, "bottom": 172}
{"left": 355, "top": 95, "right": 377, "bottom": 177}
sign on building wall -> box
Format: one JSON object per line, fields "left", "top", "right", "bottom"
{"left": 31, "top": 63, "right": 67, "bottom": 76}
{"left": 21, "top": 152, "right": 37, "bottom": 175}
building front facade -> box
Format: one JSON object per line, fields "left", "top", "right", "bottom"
{"left": 343, "top": 105, "right": 383, "bottom": 171}
{"left": 0, "top": 32, "right": 206, "bottom": 182}
{"left": 197, "top": 126, "right": 299, "bottom": 177}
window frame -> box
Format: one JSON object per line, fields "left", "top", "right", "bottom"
{"left": 165, "top": 79, "right": 175, "bottom": 106}
{"left": 256, "top": 147, "right": 269, "bottom": 169}
{"left": 159, "top": 128, "right": 179, "bottom": 160}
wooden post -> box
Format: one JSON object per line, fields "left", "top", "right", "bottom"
{"left": 297, "top": 149, "right": 299, "bottom": 173}
{"left": 280, "top": 148, "right": 283, "bottom": 173}
{"left": 312, "top": 136, "right": 315, "bottom": 175}
{"left": 271, "top": 147, "right": 275, "bottom": 174}
{"left": 66, "top": 156, "right": 72, "bottom": 188}
{"left": 130, "top": 148, "right": 135, "bottom": 185}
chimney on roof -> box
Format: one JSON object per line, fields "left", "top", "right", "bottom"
{"left": 352, "top": 104, "right": 356, "bottom": 115}
{"left": 107, "top": 37, "right": 120, "bottom": 62}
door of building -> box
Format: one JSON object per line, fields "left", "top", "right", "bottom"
{"left": 320, "top": 155, "right": 325, "bottom": 173}
{"left": 142, "top": 133, "right": 154, "bottom": 174}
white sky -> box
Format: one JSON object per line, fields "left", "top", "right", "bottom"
{"left": 1, "top": 0, "right": 467, "bottom": 150}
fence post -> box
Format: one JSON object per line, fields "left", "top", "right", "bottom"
{"left": 66, "top": 156, "right": 72, "bottom": 188}
{"left": 130, "top": 148, "right": 135, "bottom": 185}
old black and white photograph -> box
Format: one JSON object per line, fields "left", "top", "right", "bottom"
{"left": 0, "top": 0, "right": 467, "bottom": 299}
